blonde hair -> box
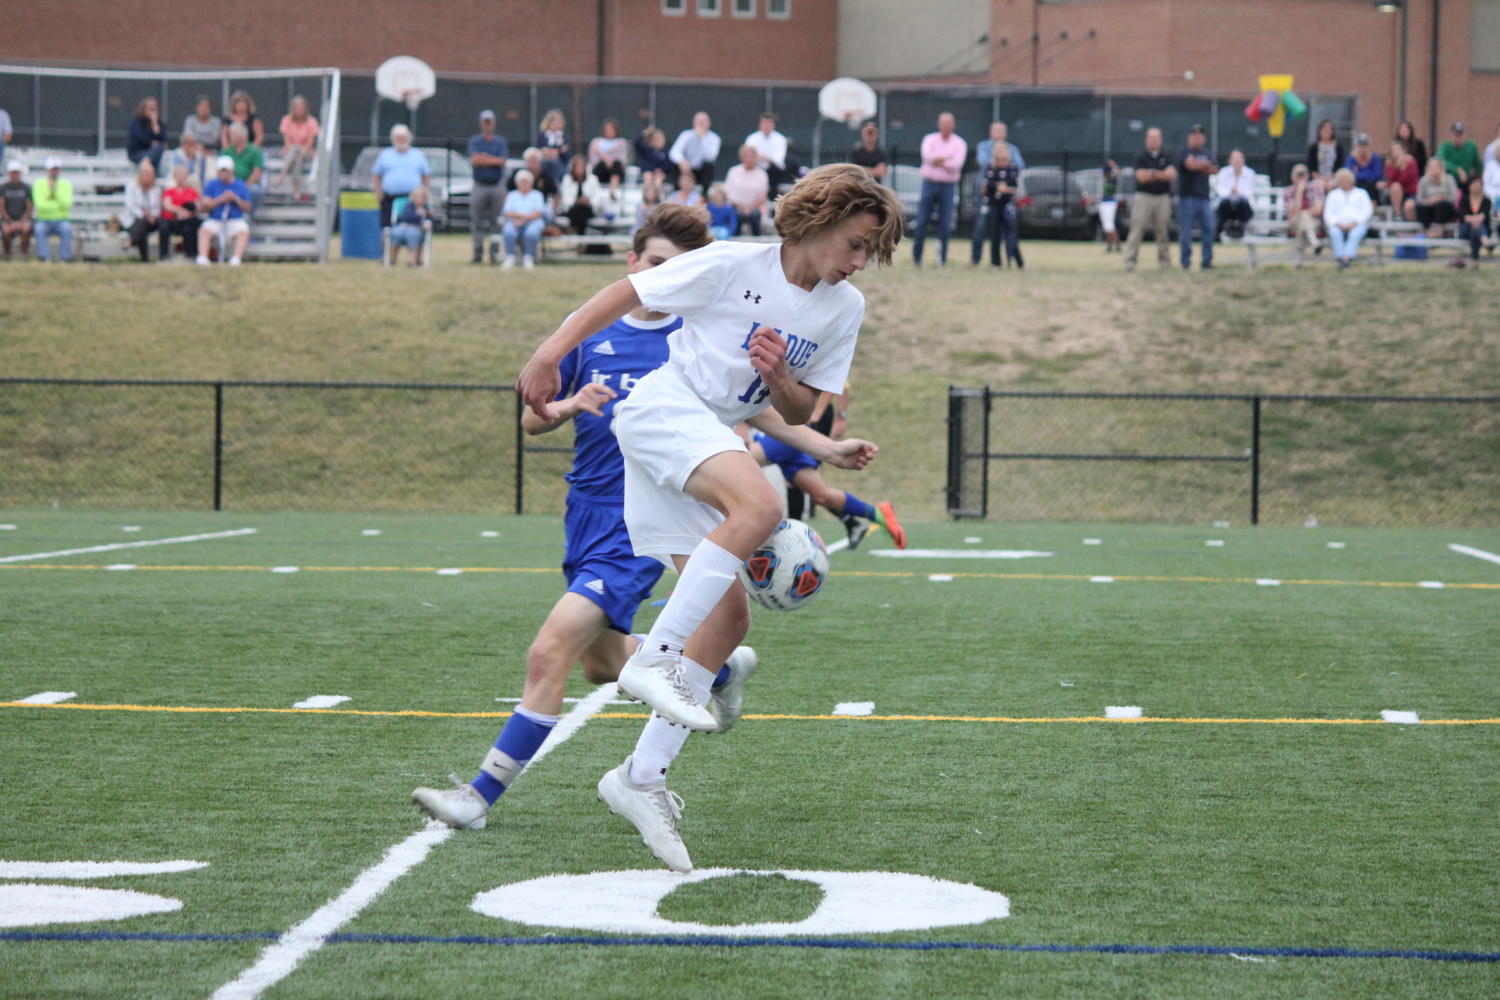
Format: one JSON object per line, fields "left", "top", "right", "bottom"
{"left": 229, "top": 90, "right": 257, "bottom": 116}
{"left": 774, "top": 163, "right": 903, "bottom": 266}
{"left": 542, "top": 109, "right": 565, "bottom": 131}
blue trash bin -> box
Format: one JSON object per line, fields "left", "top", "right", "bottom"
{"left": 339, "top": 191, "right": 382, "bottom": 259}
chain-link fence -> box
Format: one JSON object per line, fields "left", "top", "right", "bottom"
{"left": 947, "top": 388, "right": 1500, "bottom": 527}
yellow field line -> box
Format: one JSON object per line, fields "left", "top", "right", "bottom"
{"left": 3, "top": 701, "right": 1497, "bottom": 725}
{"left": 1, "top": 562, "right": 1497, "bottom": 590}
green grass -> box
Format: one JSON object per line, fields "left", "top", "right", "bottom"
{"left": 2, "top": 511, "right": 1498, "bottom": 997}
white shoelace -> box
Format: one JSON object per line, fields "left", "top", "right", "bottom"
{"left": 652, "top": 788, "right": 686, "bottom": 840}
{"left": 659, "top": 660, "right": 698, "bottom": 706}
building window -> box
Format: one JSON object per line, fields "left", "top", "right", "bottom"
{"left": 698, "top": 0, "right": 721, "bottom": 17}
{"left": 662, "top": 0, "right": 685, "bottom": 15}
{"left": 767, "top": 0, "right": 789, "bottom": 18}
{"left": 733, "top": 0, "right": 756, "bottom": 18}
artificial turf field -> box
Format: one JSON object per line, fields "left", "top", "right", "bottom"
{"left": 2, "top": 510, "right": 1498, "bottom": 999}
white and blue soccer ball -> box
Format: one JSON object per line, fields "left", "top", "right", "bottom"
{"left": 737, "top": 519, "right": 830, "bottom": 611}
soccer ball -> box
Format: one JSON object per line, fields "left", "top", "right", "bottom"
{"left": 736, "top": 519, "right": 830, "bottom": 611}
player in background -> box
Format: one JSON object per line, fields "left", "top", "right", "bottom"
{"left": 517, "top": 164, "right": 902, "bottom": 871}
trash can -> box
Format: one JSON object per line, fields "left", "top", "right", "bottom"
{"left": 339, "top": 191, "right": 382, "bottom": 259}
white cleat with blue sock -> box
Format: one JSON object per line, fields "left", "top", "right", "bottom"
{"left": 709, "top": 645, "right": 758, "bottom": 734}
{"left": 412, "top": 778, "right": 489, "bottom": 830}
{"left": 598, "top": 757, "right": 693, "bottom": 873}
{"left": 617, "top": 643, "right": 718, "bottom": 731}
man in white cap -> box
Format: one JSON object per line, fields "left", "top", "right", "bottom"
{"left": 33, "top": 156, "right": 73, "bottom": 262}
{"left": 197, "top": 154, "right": 251, "bottom": 266}
{"left": 468, "top": 109, "right": 509, "bottom": 264}
{"left": 1, "top": 160, "right": 32, "bottom": 259}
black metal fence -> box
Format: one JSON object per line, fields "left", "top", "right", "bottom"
{"left": 947, "top": 388, "right": 1500, "bottom": 527}
{"left": 0, "top": 378, "right": 580, "bottom": 515}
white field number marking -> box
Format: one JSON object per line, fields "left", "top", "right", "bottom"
{"left": 292, "top": 695, "right": 351, "bottom": 710}
{"left": 17, "top": 691, "right": 77, "bottom": 705}
{"left": 0, "top": 527, "right": 257, "bottom": 564}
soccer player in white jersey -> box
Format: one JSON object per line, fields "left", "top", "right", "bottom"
{"left": 517, "top": 164, "right": 902, "bottom": 870}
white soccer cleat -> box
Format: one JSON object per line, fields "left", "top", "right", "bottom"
{"left": 521, "top": 254, "right": 536, "bottom": 270}
{"left": 597, "top": 758, "right": 692, "bottom": 873}
{"left": 709, "top": 645, "right": 758, "bottom": 734}
{"left": 411, "top": 780, "right": 489, "bottom": 830}
{"left": 617, "top": 644, "right": 718, "bottom": 731}
{"left": 501, "top": 254, "right": 517, "bottom": 270}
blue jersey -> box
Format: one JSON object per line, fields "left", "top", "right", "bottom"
{"left": 556, "top": 312, "right": 682, "bottom": 500}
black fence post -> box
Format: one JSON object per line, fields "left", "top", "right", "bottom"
{"left": 514, "top": 390, "right": 525, "bottom": 516}
{"left": 981, "top": 385, "right": 992, "bottom": 519}
{"left": 1250, "top": 394, "right": 1262, "bottom": 525}
{"left": 212, "top": 381, "right": 224, "bottom": 511}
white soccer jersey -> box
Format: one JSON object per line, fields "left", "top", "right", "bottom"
{"left": 625, "top": 240, "right": 863, "bottom": 427}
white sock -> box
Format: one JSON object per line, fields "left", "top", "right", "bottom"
{"left": 629, "top": 656, "right": 715, "bottom": 785}
{"left": 645, "top": 539, "right": 741, "bottom": 652}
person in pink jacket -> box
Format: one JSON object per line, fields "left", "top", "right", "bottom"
{"left": 911, "top": 112, "right": 967, "bottom": 267}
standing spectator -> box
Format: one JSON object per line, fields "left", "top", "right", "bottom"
{"left": 119, "top": 159, "right": 164, "bottom": 262}
{"left": 222, "top": 122, "right": 266, "bottom": 216}
{"left": 1176, "top": 124, "right": 1218, "bottom": 269}
{"left": 975, "top": 142, "right": 1022, "bottom": 269}
{"left": 1283, "top": 163, "right": 1325, "bottom": 263}
{"left": 911, "top": 111, "right": 966, "bottom": 267}
{"left": 1456, "top": 176, "right": 1492, "bottom": 266}
{"left": 127, "top": 97, "right": 167, "bottom": 170}
{"left": 182, "top": 95, "right": 222, "bottom": 152}
{"left": 1, "top": 160, "right": 32, "bottom": 259}
{"left": 633, "top": 126, "right": 672, "bottom": 186}
{"left": 388, "top": 186, "right": 432, "bottom": 267}
{"left": 743, "top": 112, "right": 788, "bottom": 195}
{"left": 197, "top": 155, "right": 251, "bottom": 266}
{"left": 1380, "top": 141, "right": 1418, "bottom": 222}
{"left": 1394, "top": 120, "right": 1428, "bottom": 174}
{"left": 848, "top": 122, "right": 887, "bottom": 180}
{"left": 668, "top": 112, "right": 721, "bottom": 191}
{"left": 1485, "top": 122, "right": 1500, "bottom": 171}
{"left": 165, "top": 131, "right": 209, "bottom": 191}
{"left": 467, "top": 109, "right": 509, "bottom": 264}
{"left": 1323, "top": 167, "right": 1373, "bottom": 269}
{"left": 500, "top": 168, "right": 546, "bottom": 270}
{"left": 632, "top": 177, "right": 663, "bottom": 234}
{"left": 1307, "top": 119, "right": 1344, "bottom": 185}
{"left": 558, "top": 154, "right": 601, "bottom": 235}
{"left": 1345, "top": 133, "right": 1384, "bottom": 200}
{"left": 588, "top": 118, "right": 629, "bottom": 193}
{"left": 704, "top": 183, "right": 736, "bottom": 240}
{"left": 1098, "top": 159, "right": 1121, "bottom": 253}
{"left": 723, "top": 144, "right": 769, "bottom": 235}
{"left": 372, "top": 124, "right": 430, "bottom": 229}
{"left": 1415, "top": 156, "right": 1459, "bottom": 234}
{"left": 535, "top": 109, "right": 571, "bottom": 186}
{"left": 1437, "top": 121, "right": 1482, "bottom": 187}
{"left": 970, "top": 122, "right": 1025, "bottom": 266}
{"left": 667, "top": 165, "right": 704, "bottom": 208}
{"left": 1484, "top": 149, "right": 1500, "bottom": 205}
{"left": 0, "top": 105, "right": 11, "bottom": 165}
{"left": 33, "top": 156, "right": 73, "bottom": 262}
{"left": 1214, "top": 149, "right": 1255, "bottom": 238}
{"left": 222, "top": 90, "right": 264, "bottom": 148}
{"left": 160, "top": 163, "right": 200, "bottom": 261}
{"left": 274, "top": 95, "right": 319, "bottom": 200}
{"left": 1123, "top": 126, "right": 1176, "bottom": 271}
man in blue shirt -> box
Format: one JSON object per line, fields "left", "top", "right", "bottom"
{"left": 467, "top": 109, "right": 509, "bottom": 264}
{"left": 372, "top": 124, "right": 430, "bottom": 229}
{"left": 196, "top": 155, "right": 251, "bottom": 266}
{"left": 1176, "top": 124, "right": 1218, "bottom": 270}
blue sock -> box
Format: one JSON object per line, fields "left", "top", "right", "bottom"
{"left": 843, "top": 492, "right": 876, "bottom": 520}
{"left": 470, "top": 706, "right": 557, "bottom": 805}
{"left": 712, "top": 664, "right": 731, "bottom": 690}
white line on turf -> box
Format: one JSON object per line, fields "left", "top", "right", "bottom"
{"left": 833, "top": 702, "right": 875, "bottom": 716}
{"left": 871, "top": 549, "right": 1051, "bottom": 559}
{"left": 210, "top": 683, "right": 619, "bottom": 1000}
{"left": 1380, "top": 710, "right": 1421, "bottom": 724}
{"left": 825, "top": 537, "right": 850, "bottom": 555}
{"left": 1449, "top": 543, "right": 1500, "bottom": 566}
{"left": 0, "top": 524, "right": 16, "bottom": 530}
{"left": 928, "top": 574, "right": 954, "bottom": 582}
{"left": 0, "top": 859, "right": 207, "bottom": 879}
{"left": 272, "top": 566, "right": 300, "bottom": 574}
{"left": 1206, "top": 540, "right": 1225, "bottom": 547}
{"left": 1327, "top": 542, "right": 1347, "bottom": 549}
{"left": 292, "top": 695, "right": 351, "bottom": 709}
{"left": 1418, "top": 581, "right": 1445, "bottom": 589}
{"left": 494, "top": 696, "right": 632, "bottom": 706}
{"left": 0, "top": 527, "right": 257, "bottom": 564}
{"left": 1105, "top": 706, "right": 1143, "bottom": 719}
{"left": 105, "top": 564, "right": 136, "bottom": 571}
{"left": 18, "top": 691, "right": 77, "bottom": 704}
{"left": 1090, "top": 575, "right": 1114, "bottom": 583}
{"left": 1256, "top": 578, "right": 1281, "bottom": 586}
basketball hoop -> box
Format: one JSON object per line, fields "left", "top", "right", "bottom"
{"left": 818, "top": 77, "right": 877, "bottom": 130}
{"left": 376, "top": 55, "right": 436, "bottom": 115}
{"left": 402, "top": 90, "right": 423, "bottom": 112}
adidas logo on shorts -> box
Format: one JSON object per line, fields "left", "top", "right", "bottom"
{"left": 585, "top": 579, "right": 606, "bottom": 595}
{"left": 591, "top": 340, "right": 616, "bottom": 356}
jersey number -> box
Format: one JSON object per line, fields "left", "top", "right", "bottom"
{"left": 737, "top": 376, "right": 772, "bottom": 405}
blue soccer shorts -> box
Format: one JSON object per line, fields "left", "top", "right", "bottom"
{"left": 754, "top": 431, "right": 820, "bottom": 483}
{"left": 562, "top": 497, "right": 666, "bottom": 634}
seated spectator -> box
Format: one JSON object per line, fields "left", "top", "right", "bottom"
{"left": 744, "top": 112, "right": 789, "bottom": 196}
{"left": 183, "top": 96, "right": 222, "bottom": 152}
{"left": 127, "top": 97, "right": 167, "bottom": 170}
{"left": 849, "top": 122, "right": 887, "bottom": 180}
{"left": 633, "top": 126, "right": 671, "bottom": 186}
{"left": 1484, "top": 152, "right": 1500, "bottom": 206}
{"left": 165, "top": 132, "right": 209, "bottom": 191}
{"left": 1307, "top": 119, "right": 1344, "bottom": 185}
{"left": 1214, "top": 149, "right": 1255, "bottom": 237}
{"left": 32, "top": 156, "right": 73, "bottom": 262}
{"left": 506, "top": 147, "right": 559, "bottom": 207}
{"left": 558, "top": 154, "right": 601, "bottom": 235}
{"left": 1437, "top": 121, "right": 1481, "bottom": 187}
{"left": 275, "top": 95, "right": 320, "bottom": 201}
{"left": 535, "top": 109, "right": 571, "bottom": 186}
{"left": 0, "top": 104, "right": 11, "bottom": 164}
{"left": 197, "top": 155, "right": 251, "bottom": 266}
{"left": 976, "top": 142, "right": 1022, "bottom": 269}
{"left": 1395, "top": 120, "right": 1427, "bottom": 174}
{"left": 222, "top": 90, "right": 264, "bottom": 148}
{"left": 388, "top": 186, "right": 432, "bottom": 267}
{"left": 1322, "top": 167, "right": 1372, "bottom": 269}
{"left": 160, "top": 163, "right": 200, "bottom": 262}
{"left": 1380, "top": 141, "right": 1418, "bottom": 221}
{"left": 722, "top": 146, "right": 766, "bottom": 234}
{"left": 631, "top": 177, "right": 663, "bottom": 235}
{"left": 1345, "top": 134, "right": 1383, "bottom": 200}
{"left": 704, "top": 183, "right": 736, "bottom": 240}
{"left": 1282, "top": 163, "right": 1325, "bottom": 261}
{"left": 669, "top": 111, "right": 721, "bottom": 190}
{"left": 119, "top": 159, "right": 164, "bottom": 263}
{"left": 500, "top": 168, "right": 546, "bottom": 270}
{"left": 1456, "top": 176, "right": 1493, "bottom": 266}
{"left": 1415, "top": 156, "right": 1459, "bottom": 234}
{"left": 222, "top": 122, "right": 267, "bottom": 216}
{"left": 372, "top": 124, "right": 430, "bottom": 229}
{"left": 667, "top": 165, "right": 705, "bottom": 209}
{"left": 2, "top": 160, "right": 32, "bottom": 259}
{"left": 587, "top": 118, "right": 629, "bottom": 193}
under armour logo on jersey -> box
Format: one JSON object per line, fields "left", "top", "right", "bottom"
{"left": 585, "top": 579, "right": 606, "bottom": 595}
{"left": 743, "top": 289, "right": 761, "bottom": 304}
{"left": 591, "top": 340, "right": 616, "bottom": 356}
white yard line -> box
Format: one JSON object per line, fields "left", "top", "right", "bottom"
{"left": 0, "top": 527, "right": 257, "bottom": 564}
{"left": 210, "top": 682, "right": 619, "bottom": 1000}
{"left": 1449, "top": 543, "right": 1500, "bottom": 567}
